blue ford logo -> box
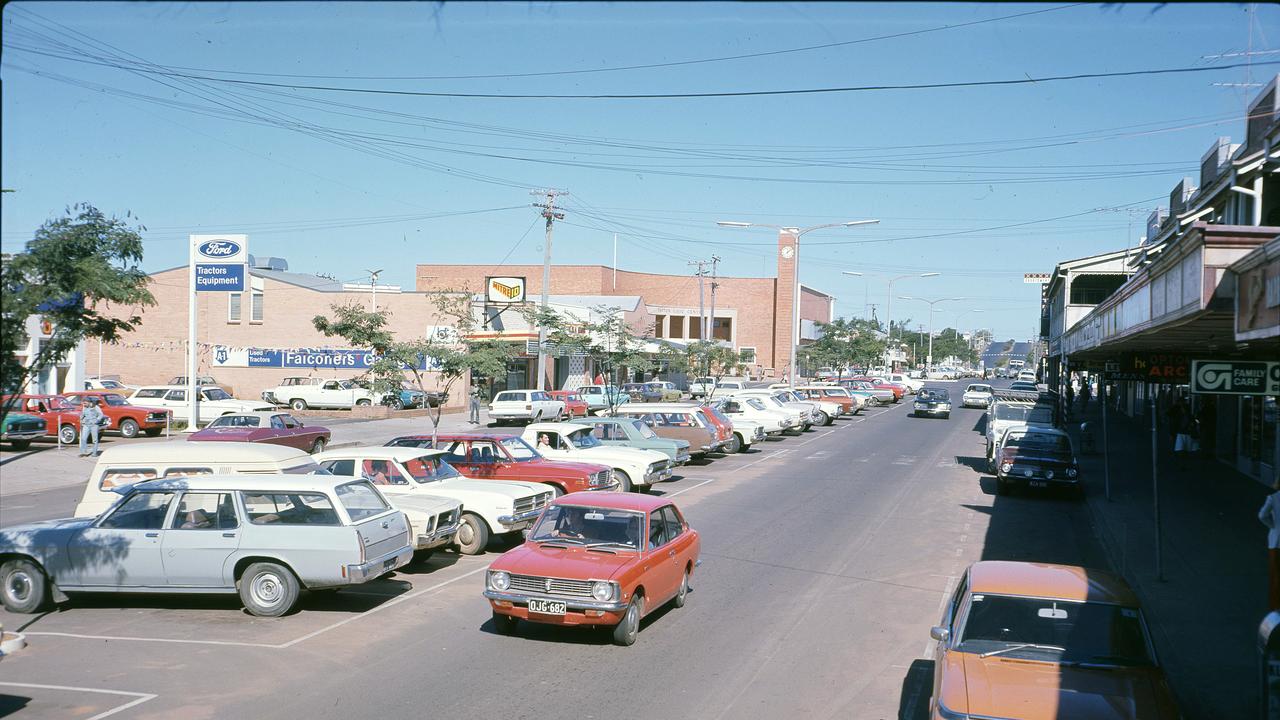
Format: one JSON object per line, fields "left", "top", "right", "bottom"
{"left": 197, "top": 240, "right": 241, "bottom": 259}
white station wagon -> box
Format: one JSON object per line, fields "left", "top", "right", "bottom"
{"left": 0, "top": 475, "right": 414, "bottom": 617}
{"left": 488, "top": 389, "right": 565, "bottom": 425}
{"left": 317, "top": 447, "right": 553, "bottom": 555}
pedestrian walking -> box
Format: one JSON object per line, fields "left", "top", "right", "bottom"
{"left": 1078, "top": 378, "right": 1091, "bottom": 411}
{"left": 78, "top": 397, "right": 105, "bottom": 456}
{"left": 1065, "top": 381, "right": 1075, "bottom": 409}
{"left": 1259, "top": 479, "right": 1280, "bottom": 610}
{"left": 468, "top": 383, "right": 483, "bottom": 424}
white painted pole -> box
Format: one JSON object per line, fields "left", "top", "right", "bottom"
{"left": 187, "top": 235, "right": 199, "bottom": 430}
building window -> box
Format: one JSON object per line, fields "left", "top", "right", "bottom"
{"left": 653, "top": 314, "right": 665, "bottom": 339}
{"left": 739, "top": 346, "right": 756, "bottom": 364}
{"left": 670, "top": 316, "right": 685, "bottom": 339}
{"left": 228, "top": 293, "right": 242, "bottom": 323}
{"left": 250, "top": 291, "right": 264, "bottom": 323}
{"left": 688, "top": 316, "right": 702, "bottom": 340}
{"left": 713, "top": 317, "right": 732, "bottom": 341}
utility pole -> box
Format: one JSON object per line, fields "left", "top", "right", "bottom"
{"left": 365, "top": 269, "right": 383, "bottom": 312}
{"left": 708, "top": 255, "right": 721, "bottom": 343}
{"left": 688, "top": 259, "right": 711, "bottom": 377}
{"left": 531, "top": 189, "right": 567, "bottom": 391}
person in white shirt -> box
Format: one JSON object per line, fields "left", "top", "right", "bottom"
{"left": 1258, "top": 480, "right": 1280, "bottom": 610}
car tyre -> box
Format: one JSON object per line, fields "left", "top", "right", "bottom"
{"left": 943, "top": 412, "right": 951, "bottom": 420}
{"left": 355, "top": 399, "right": 372, "bottom": 407}
{"left": 724, "top": 434, "right": 742, "bottom": 454}
{"left": 0, "top": 559, "right": 50, "bottom": 614}
{"left": 673, "top": 571, "right": 690, "bottom": 608}
{"left": 310, "top": 438, "right": 326, "bottom": 455}
{"left": 58, "top": 424, "right": 78, "bottom": 445}
{"left": 389, "top": 397, "right": 404, "bottom": 411}
{"left": 551, "top": 484, "right": 566, "bottom": 498}
{"left": 9, "top": 440, "right": 31, "bottom": 451}
{"left": 119, "top": 419, "right": 140, "bottom": 438}
{"left": 995, "top": 476, "right": 1012, "bottom": 496}
{"left": 290, "top": 398, "right": 308, "bottom": 411}
{"left": 455, "top": 513, "right": 490, "bottom": 555}
{"left": 613, "top": 469, "right": 633, "bottom": 493}
{"left": 238, "top": 561, "right": 300, "bottom": 617}
{"left": 612, "top": 595, "right": 642, "bottom": 646}
{"left": 492, "top": 610, "right": 518, "bottom": 636}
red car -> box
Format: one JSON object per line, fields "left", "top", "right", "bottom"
{"left": 849, "top": 377, "right": 904, "bottom": 402}
{"left": 385, "top": 433, "right": 617, "bottom": 495}
{"left": 695, "top": 403, "right": 737, "bottom": 451}
{"left": 187, "top": 411, "right": 331, "bottom": 454}
{"left": 548, "top": 390, "right": 589, "bottom": 418}
{"left": 485, "top": 492, "right": 701, "bottom": 645}
{"left": 6, "top": 394, "right": 86, "bottom": 445}
{"left": 60, "top": 391, "right": 170, "bottom": 439}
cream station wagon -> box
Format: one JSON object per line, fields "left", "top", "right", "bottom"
{"left": 0, "top": 475, "right": 413, "bottom": 617}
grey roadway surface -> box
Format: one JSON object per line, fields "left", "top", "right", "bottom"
{"left": 0, "top": 380, "right": 1117, "bottom": 720}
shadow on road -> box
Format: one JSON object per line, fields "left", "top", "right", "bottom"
{"left": 953, "top": 455, "right": 987, "bottom": 474}
{"left": 897, "top": 658, "right": 934, "bottom": 720}
{"left": 0, "top": 695, "right": 31, "bottom": 717}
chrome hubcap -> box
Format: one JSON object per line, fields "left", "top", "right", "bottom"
{"left": 7, "top": 571, "right": 31, "bottom": 602}
{"left": 458, "top": 521, "right": 475, "bottom": 545}
{"left": 251, "top": 573, "right": 282, "bottom": 606}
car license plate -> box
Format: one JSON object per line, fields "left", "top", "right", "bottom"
{"left": 527, "top": 598, "right": 567, "bottom": 615}
{"left": 1029, "top": 480, "right": 1048, "bottom": 488}
{"left": 383, "top": 558, "right": 396, "bottom": 570}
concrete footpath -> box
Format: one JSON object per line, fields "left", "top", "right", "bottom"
{"left": 0, "top": 408, "right": 489, "bottom": 497}
{"left": 1067, "top": 400, "right": 1268, "bottom": 720}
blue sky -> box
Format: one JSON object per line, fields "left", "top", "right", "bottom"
{"left": 3, "top": 2, "right": 1276, "bottom": 339}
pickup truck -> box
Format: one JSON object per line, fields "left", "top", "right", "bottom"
{"left": 520, "top": 423, "right": 672, "bottom": 493}
{"left": 262, "top": 377, "right": 384, "bottom": 411}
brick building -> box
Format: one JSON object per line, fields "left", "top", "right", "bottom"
{"left": 417, "top": 232, "right": 835, "bottom": 379}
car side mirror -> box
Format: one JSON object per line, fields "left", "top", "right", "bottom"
{"left": 930, "top": 626, "right": 950, "bottom": 643}
{"left": 522, "top": 528, "right": 531, "bottom": 539}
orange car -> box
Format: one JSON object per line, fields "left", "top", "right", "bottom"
{"left": 929, "top": 561, "right": 1179, "bottom": 720}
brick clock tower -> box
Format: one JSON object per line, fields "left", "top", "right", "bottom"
{"left": 773, "top": 231, "right": 798, "bottom": 375}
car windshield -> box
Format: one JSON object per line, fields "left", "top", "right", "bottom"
{"left": 569, "top": 430, "right": 602, "bottom": 449}
{"left": 967, "top": 385, "right": 993, "bottom": 393}
{"left": 203, "top": 388, "right": 232, "bottom": 401}
{"left": 1006, "top": 433, "right": 1072, "bottom": 453}
{"left": 500, "top": 436, "right": 539, "bottom": 461}
{"left": 774, "top": 392, "right": 800, "bottom": 403}
{"left": 958, "top": 593, "right": 1152, "bottom": 666}
{"left": 527, "top": 504, "right": 643, "bottom": 549}
{"left": 208, "top": 415, "right": 258, "bottom": 428}
{"left": 630, "top": 419, "right": 658, "bottom": 439}
{"left": 493, "top": 391, "right": 522, "bottom": 402}
{"left": 994, "top": 405, "right": 1036, "bottom": 422}
{"left": 919, "top": 390, "right": 950, "bottom": 401}
{"left": 99, "top": 380, "right": 124, "bottom": 389}
{"left": 745, "top": 398, "right": 768, "bottom": 411}
{"left": 694, "top": 377, "right": 713, "bottom": 384}
{"left": 403, "top": 455, "right": 463, "bottom": 482}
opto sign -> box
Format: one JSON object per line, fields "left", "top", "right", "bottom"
{"left": 1191, "top": 360, "right": 1280, "bottom": 396}
{"left": 486, "top": 276, "right": 527, "bottom": 304}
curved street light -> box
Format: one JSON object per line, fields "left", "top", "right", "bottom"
{"left": 717, "top": 219, "right": 879, "bottom": 386}
{"left": 899, "top": 296, "right": 965, "bottom": 376}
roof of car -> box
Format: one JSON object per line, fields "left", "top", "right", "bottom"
{"left": 317, "top": 446, "right": 445, "bottom": 461}
{"left": 612, "top": 403, "right": 700, "bottom": 411}
{"left": 555, "top": 491, "right": 676, "bottom": 513}
{"left": 1003, "top": 425, "right": 1068, "bottom": 437}
{"left": 131, "top": 473, "right": 363, "bottom": 494}
{"left": 423, "top": 432, "right": 526, "bottom": 440}
{"left": 967, "top": 561, "right": 1138, "bottom": 606}
{"left": 95, "top": 441, "right": 312, "bottom": 463}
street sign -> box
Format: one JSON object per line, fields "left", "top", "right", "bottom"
{"left": 212, "top": 346, "right": 438, "bottom": 371}
{"left": 192, "top": 235, "right": 249, "bottom": 293}
{"left": 1102, "top": 353, "right": 1189, "bottom": 383}
{"left": 1024, "top": 273, "right": 1051, "bottom": 284}
{"left": 1191, "top": 360, "right": 1280, "bottom": 395}
{"left": 194, "top": 263, "right": 245, "bottom": 292}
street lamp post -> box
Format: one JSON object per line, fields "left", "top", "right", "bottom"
{"left": 840, "top": 271, "right": 865, "bottom": 319}
{"left": 900, "top": 296, "right": 964, "bottom": 377}
{"left": 884, "top": 273, "right": 940, "bottom": 371}
{"left": 718, "top": 219, "right": 879, "bottom": 387}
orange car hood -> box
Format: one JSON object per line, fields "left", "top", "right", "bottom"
{"left": 960, "top": 654, "right": 1161, "bottom": 720}
{"left": 493, "top": 541, "right": 637, "bottom": 581}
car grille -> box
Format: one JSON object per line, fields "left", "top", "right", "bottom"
{"left": 513, "top": 492, "right": 553, "bottom": 514}
{"left": 676, "top": 449, "right": 690, "bottom": 463}
{"left": 508, "top": 574, "right": 594, "bottom": 599}
{"left": 146, "top": 412, "right": 168, "bottom": 422}
{"left": 11, "top": 421, "right": 42, "bottom": 433}
{"left": 437, "top": 509, "right": 457, "bottom": 529}
{"left": 589, "top": 470, "right": 612, "bottom": 487}
{"left": 648, "top": 460, "right": 670, "bottom": 475}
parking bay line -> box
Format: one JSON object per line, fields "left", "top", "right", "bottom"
{"left": 0, "top": 681, "right": 157, "bottom": 720}
{"left": 24, "top": 561, "right": 491, "bottom": 651}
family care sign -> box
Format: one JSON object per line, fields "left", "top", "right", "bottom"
{"left": 1191, "top": 360, "right": 1280, "bottom": 396}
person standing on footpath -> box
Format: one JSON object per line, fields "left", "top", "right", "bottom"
{"left": 78, "top": 397, "right": 105, "bottom": 457}
{"left": 1259, "top": 479, "right": 1280, "bottom": 610}
{"left": 468, "top": 382, "right": 484, "bottom": 424}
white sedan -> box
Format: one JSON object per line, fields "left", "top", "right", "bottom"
{"left": 962, "top": 383, "right": 995, "bottom": 408}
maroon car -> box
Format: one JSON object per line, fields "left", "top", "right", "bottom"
{"left": 385, "top": 433, "right": 617, "bottom": 495}
{"left": 188, "top": 411, "right": 331, "bottom": 454}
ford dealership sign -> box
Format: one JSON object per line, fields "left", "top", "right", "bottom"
{"left": 197, "top": 239, "right": 242, "bottom": 259}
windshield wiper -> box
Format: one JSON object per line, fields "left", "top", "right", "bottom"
{"left": 536, "top": 537, "right": 586, "bottom": 545}
{"left": 585, "top": 541, "right": 636, "bottom": 550}
{"left": 978, "top": 643, "right": 1065, "bottom": 659}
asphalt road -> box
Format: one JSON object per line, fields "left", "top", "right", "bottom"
{"left": 0, "top": 380, "right": 1113, "bottom": 720}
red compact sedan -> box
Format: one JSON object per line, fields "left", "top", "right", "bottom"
{"left": 484, "top": 492, "right": 700, "bottom": 645}
{"left": 188, "top": 411, "right": 331, "bottom": 454}
{"left": 60, "top": 391, "right": 170, "bottom": 439}
{"left": 849, "top": 377, "right": 904, "bottom": 402}
{"left": 385, "top": 433, "right": 618, "bottom": 495}
{"left": 548, "top": 390, "right": 589, "bottom": 418}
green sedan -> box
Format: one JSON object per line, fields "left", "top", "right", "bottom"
{"left": 2, "top": 412, "right": 47, "bottom": 451}
{"left": 567, "top": 416, "right": 692, "bottom": 465}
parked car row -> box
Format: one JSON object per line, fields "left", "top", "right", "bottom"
{"left": 3, "top": 391, "right": 172, "bottom": 448}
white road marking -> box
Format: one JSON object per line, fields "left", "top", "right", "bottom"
{"left": 892, "top": 455, "right": 916, "bottom": 465}
{"left": 667, "top": 478, "right": 716, "bottom": 498}
{"left": 26, "top": 561, "right": 492, "bottom": 650}
{"left": 0, "top": 681, "right": 157, "bottom": 720}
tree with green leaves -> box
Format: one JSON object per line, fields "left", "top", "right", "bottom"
{"left": 1, "top": 204, "right": 155, "bottom": 423}
{"left": 313, "top": 292, "right": 513, "bottom": 446}
{"left": 522, "top": 303, "right": 653, "bottom": 413}
{"left": 684, "top": 340, "right": 745, "bottom": 385}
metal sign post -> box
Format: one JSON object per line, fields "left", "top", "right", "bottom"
{"left": 1150, "top": 394, "right": 1163, "bottom": 581}
{"left": 1102, "top": 385, "right": 1112, "bottom": 501}
{"left": 188, "top": 234, "right": 249, "bottom": 430}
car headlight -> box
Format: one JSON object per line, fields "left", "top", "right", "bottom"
{"left": 489, "top": 570, "right": 511, "bottom": 591}
{"left": 1046, "top": 470, "right": 1055, "bottom": 479}
{"left": 1000, "top": 462, "right": 1013, "bottom": 473}
{"left": 1067, "top": 468, "right": 1079, "bottom": 478}
{"left": 591, "top": 581, "right": 615, "bottom": 602}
